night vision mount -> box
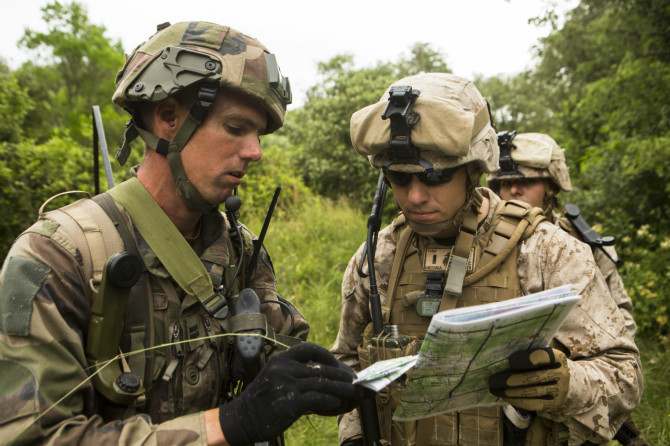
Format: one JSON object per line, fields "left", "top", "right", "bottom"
{"left": 381, "top": 86, "right": 421, "bottom": 164}
{"left": 497, "top": 130, "right": 522, "bottom": 177}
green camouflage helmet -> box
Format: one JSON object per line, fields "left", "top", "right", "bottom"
{"left": 111, "top": 21, "right": 291, "bottom": 213}
{"left": 113, "top": 21, "right": 291, "bottom": 134}
{"left": 350, "top": 73, "right": 498, "bottom": 179}
{"left": 486, "top": 132, "right": 572, "bottom": 192}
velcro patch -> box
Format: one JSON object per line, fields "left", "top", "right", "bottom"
{"left": 0, "top": 257, "right": 51, "bottom": 336}
{"left": 25, "top": 219, "right": 59, "bottom": 238}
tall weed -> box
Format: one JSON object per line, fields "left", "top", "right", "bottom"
{"left": 246, "top": 194, "right": 370, "bottom": 444}
{"left": 632, "top": 340, "right": 670, "bottom": 445}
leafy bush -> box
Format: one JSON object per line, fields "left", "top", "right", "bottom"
{"left": 0, "top": 136, "right": 93, "bottom": 259}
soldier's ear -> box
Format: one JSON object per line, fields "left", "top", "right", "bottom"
{"left": 153, "top": 98, "right": 181, "bottom": 141}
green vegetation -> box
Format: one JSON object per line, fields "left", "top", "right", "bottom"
{"left": 244, "top": 194, "right": 368, "bottom": 445}
{"left": 1, "top": 0, "right": 669, "bottom": 444}
{"left": 634, "top": 340, "right": 670, "bottom": 445}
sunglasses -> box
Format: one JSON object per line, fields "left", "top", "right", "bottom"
{"left": 382, "top": 165, "right": 461, "bottom": 187}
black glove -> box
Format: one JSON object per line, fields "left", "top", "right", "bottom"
{"left": 219, "top": 342, "right": 358, "bottom": 445}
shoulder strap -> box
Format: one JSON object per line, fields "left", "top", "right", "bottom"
{"left": 47, "top": 198, "right": 124, "bottom": 290}
{"left": 444, "top": 210, "right": 478, "bottom": 296}
{"left": 92, "top": 193, "right": 139, "bottom": 257}
{"left": 464, "top": 200, "right": 545, "bottom": 286}
{"left": 385, "top": 218, "right": 414, "bottom": 323}
{"left": 107, "top": 178, "right": 227, "bottom": 318}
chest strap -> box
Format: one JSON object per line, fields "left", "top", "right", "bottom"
{"left": 387, "top": 201, "right": 545, "bottom": 316}
{"left": 384, "top": 221, "right": 415, "bottom": 325}
{"left": 444, "top": 210, "right": 478, "bottom": 296}
{"left": 463, "top": 200, "right": 545, "bottom": 286}
{"left": 108, "top": 178, "right": 228, "bottom": 319}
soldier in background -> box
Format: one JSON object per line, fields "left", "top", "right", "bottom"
{"left": 332, "top": 73, "right": 641, "bottom": 445}
{"left": 0, "top": 21, "right": 357, "bottom": 445}
{"left": 487, "top": 133, "right": 648, "bottom": 446}
{"left": 486, "top": 132, "right": 637, "bottom": 337}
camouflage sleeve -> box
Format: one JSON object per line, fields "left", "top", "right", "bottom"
{"left": 593, "top": 245, "right": 637, "bottom": 338}
{"left": 518, "top": 222, "right": 643, "bottom": 443}
{"left": 0, "top": 227, "right": 208, "bottom": 445}
{"left": 331, "top": 224, "right": 397, "bottom": 369}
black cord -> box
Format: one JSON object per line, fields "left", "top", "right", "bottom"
{"left": 224, "top": 195, "right": 244, "bottom": 299}
{"left": 260, "top": 299, "right": 295, "bottom": 335}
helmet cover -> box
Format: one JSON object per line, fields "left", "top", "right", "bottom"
{"left": 486, "top": 132, "right": 572, "bottom": 191}
{"left": 113, "top": 21, "right": 291, "bottom": 134}
{"left": 350, "top": 73, "right": 498, "bottom": 175}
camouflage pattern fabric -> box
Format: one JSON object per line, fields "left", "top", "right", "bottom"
{"left": 113, "top": 21, "right": 290, "bottom": 134}
{"left": 486, "top": 133, "right": 573, "bottom": 193}
{"left": 332, "top": 189, "right": 642, "bottom": 445}
{"left": 0, "top": 197, "right": 309, "bottom": 445}
{"left": 554, "top": 211, "right": 637, "bottom": 338}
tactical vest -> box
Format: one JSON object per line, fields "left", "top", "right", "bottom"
{"left": 358, "top": 200, "right": 544, "bottom": 446}
{"left": 39, "top": 189, "right": 292, "bottom": 423}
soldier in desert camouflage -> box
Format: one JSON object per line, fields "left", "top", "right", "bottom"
{"left": 0, "top": 21, "right": 357, "bottom": 445}
{"left": 332, "top": 73, "right": 642, "bottom": 445}
{"left": 486, "top": 132, "right": 637, "bottom": 338}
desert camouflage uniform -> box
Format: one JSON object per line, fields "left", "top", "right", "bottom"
{"left": 487, "top": 132, "right": 637, "bottom": 339}
{"left": 332, "top": 189, "right": 642, "bottom": 445}
{"left": 552, "top": 211, "right": 637, "bottom": 338}
{"left": 0, "top": 194, "right": 309, "bottom": 445}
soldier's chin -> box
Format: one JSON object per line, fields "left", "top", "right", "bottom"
{"left": 406, "top": 219, "right": 453, "bottom": 237}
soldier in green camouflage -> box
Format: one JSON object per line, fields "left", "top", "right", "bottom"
{"left": 486, "top": 132, "right": 637, "bottom": 338}
{"left": 0, "top": 21, "right": 358, "bottom": 445}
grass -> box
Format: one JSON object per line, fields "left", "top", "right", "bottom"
{"left": 246, "top": 194, "right": 368, "bottom": 445}
{"left": 246, "top": 193, "right": 670, "bottom": 445}
{"left": 630, "top": 339, "right": 670, "bottom": 445}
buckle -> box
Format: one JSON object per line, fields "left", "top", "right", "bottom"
{"left": 202, "top": 292, "right": 229, "bottom": 319}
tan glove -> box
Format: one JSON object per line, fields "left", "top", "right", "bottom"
{"left": 489, "top": 347, "right": 570, "bottom": 412}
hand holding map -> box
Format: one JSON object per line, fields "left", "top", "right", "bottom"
{"left": 353, "top": 285, "right": 580, "bottom": 421}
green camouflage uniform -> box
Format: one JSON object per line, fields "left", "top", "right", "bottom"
{"left": 332, "top": 189, "right": 642, "bottom": 445}
{"left": 0, "top": 195, "right": 309, "bottom": 445}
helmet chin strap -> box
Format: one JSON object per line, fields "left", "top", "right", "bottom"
{"left": 120, "top": 83, "right": 220, "bottom": 213}
{"left": 539, "top": 178, "right": 561, "bottom": 217}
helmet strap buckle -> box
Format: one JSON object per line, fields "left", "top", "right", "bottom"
{"left": 190, "top": 82, "right": 218, "bottom": 122}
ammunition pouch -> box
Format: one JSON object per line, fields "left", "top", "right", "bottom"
{"left": 358, "top": 322, "right": 422, "bottom": 442}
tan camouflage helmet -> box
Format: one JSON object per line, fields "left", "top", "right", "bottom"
{"left": 486, "top": 132, "right": 572, "bottom": 192}
{"left": 350, "top": 73, "right": 498, "bottom": 178}
{"left": 113, "top": 21, "right": 291, "bottom": 134}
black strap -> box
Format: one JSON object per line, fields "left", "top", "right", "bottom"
{"left": 92, "top": 193, "right": 150, "bottom": 412}
{"left": 93, "top": 193, "right": 140, "bottom": 258}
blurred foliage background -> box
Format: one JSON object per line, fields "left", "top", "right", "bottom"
{"left": 1, "top": 0, "right": 668, "bottom": 444}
